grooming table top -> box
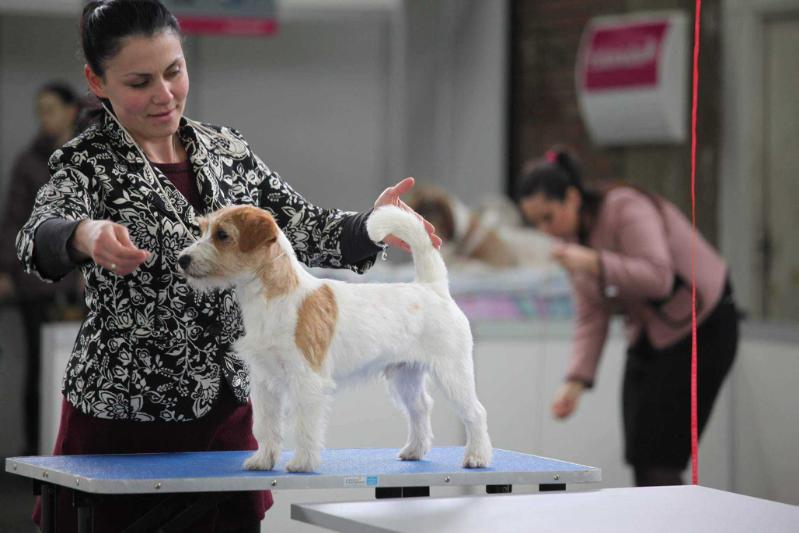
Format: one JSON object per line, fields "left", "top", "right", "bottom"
{"left": 6, "top": 447, "right": 600, "bottom": 494}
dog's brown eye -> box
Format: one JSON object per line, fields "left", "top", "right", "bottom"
{"left": 216, "top": 229, "right": 229, "bottom": 241}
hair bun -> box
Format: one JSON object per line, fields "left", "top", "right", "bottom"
{"left": 543, "top": 145, "right": 582, "bottom": 187}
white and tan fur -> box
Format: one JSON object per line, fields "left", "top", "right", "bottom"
{"left": 178, "top": 205, "right": 492, "bottom": 472}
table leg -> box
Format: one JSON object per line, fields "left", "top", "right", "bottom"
{"left": 73, "top": 490, "right": 94, "bottom": 533}
{"left": 36, "top": 481, "right": 57, "bottom": 533}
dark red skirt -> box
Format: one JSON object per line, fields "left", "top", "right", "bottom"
{"left": 32, "top": 382, "right": 273, "bottom": 532}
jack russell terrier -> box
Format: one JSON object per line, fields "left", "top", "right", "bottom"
{"left": 178, "top": 205, "right": 492, "bottom": 472}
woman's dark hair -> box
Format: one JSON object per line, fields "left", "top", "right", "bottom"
{"left": 38, "top": 81, "right": 79, "bottom": 106}
{"left": 516, "top": 146, "right": 602, "bottom": 243}
{"left": 515, "top": 146, "right": 585, "bottom": 202}
{"left": 80, "top": 0, "right": 180, "bottom": 77}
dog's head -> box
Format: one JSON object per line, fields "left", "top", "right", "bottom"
{"left": 178, "top": 205, "right": 288, "bottom": 290}
{"left": 406, "top": 185, "right": 456, "bottom": 243}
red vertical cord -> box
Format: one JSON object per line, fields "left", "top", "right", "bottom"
{"left": 690, "top": 0, "right": 702, "bottom": 486}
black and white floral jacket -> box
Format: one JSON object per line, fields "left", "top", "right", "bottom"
{"left": 16, "top": 111, "right": 375, "bottom": 422}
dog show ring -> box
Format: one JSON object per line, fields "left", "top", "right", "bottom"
{"left": 6, "top": 446, "right": 600, "bottom": 532}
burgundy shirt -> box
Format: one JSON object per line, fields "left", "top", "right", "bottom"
{"left": 152, "top": 159, "right": 204, "bottom": 213}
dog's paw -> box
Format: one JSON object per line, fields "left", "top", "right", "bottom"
{"left": 243, "top": 449, "right": 278, "bottom": 471}
{"left": 398, "top": 444, "right": 427, "bottom": 461}
{"left": 286, "top": 451, "right": 320, "bottom": 473}
{"left": 462, "top": 450, "right": 492, "bottom": 469}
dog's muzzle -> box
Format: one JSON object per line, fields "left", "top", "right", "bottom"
{"left": 177, "top": 253, "right": 201, "bottom": 277}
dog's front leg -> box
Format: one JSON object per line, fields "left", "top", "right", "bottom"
{"left": 285, "top": 374, "right": 331, "bottom": 473}
{"left": 243, "top": 380, "right": 285, "bottom": 471}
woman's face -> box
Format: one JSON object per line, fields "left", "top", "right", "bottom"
{"left": 36, "top": 92, "right": 78, "bottom": 139}
{"left": 85, "top": 30, "right": 188, "bottom": 145}
{"left": 519, "top": 187, "right": 581, "bottom": 239}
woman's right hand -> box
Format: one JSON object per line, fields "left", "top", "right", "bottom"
{"left": 73, "top": 220, "right": 150, "bottom": 276}
{"left": 551, "top": 380, "right": 585, "bottom": 419}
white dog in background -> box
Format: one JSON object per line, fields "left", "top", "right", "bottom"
{"left": 178, "top": 205, "right": 492, "bottom": 473}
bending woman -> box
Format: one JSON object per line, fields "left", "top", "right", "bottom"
{"left": 516, "top": 147, "right": 738, "bottom": 487}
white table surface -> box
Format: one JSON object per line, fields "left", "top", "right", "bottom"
{"left": 291, "top": 485, "right": 799, "bottom": 533}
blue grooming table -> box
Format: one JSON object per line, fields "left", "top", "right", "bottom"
{"left": 6, "top": 447, "right": 600, "bottom": 532}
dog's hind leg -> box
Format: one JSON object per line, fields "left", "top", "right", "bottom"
{"left": 429, "top": 356, "right": 492, "bottom": 468}
{"left": 285, "top": 373, "right": 332, "bottom": 473}
{"left": 384, "top": 363, "right": 433, "bottom": 461}
{"left": 244, "top": 380, "right": 285, "bottom": 471}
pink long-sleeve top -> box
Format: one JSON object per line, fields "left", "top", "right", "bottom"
{"left": 565, "top": 187, "right": 727, "bottom": 386}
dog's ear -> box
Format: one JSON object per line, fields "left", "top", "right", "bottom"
{"left": 234, "top": 207, "right": 278, "bottom": 253}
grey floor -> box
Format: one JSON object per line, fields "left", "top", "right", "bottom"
{"left": 1, "top": 306, "right": 40, "bottom": 532}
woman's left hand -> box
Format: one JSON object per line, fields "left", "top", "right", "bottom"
{"left": 374, "top": 177, "right": 442, "bottom": 252}
{"left": 551, "top": 242, "right": 600, "bottom": 276}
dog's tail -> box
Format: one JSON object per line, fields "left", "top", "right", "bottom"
{"left": 367, "top": 205, "right": 448, "bottom": 286}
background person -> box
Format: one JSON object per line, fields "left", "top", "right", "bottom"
{"left": 0, "top": 80, "right": 84, "bottom": 456}
{"left": 16, "top": 1, "right": 439, "bottom": 531}
{"left": 516, "top": 146, "right": 739, "bottom": 487}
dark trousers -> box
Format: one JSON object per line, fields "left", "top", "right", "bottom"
{"left": 623, "top": 282, "right": 739, "bottom": 470}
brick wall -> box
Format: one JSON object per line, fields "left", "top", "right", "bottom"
{"left": 509, "top": 0, "right": 721, "bottom": 243}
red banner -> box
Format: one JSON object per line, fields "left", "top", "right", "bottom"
{"left": 179, "top": 15, "right": 277, "bottom": 36}
{"left": 583, "top": 22, "right": 669, "bottom": 91}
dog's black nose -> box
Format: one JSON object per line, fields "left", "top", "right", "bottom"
{"left": 178, "top": 254, "right": 192, "bottom": 270}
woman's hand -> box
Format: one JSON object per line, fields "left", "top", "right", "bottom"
{"left": 373, "top": 177, "right": 442, "bottom": 252}
{"left": 551, "top": 242, "right": 600, "bottom": 276}
{"left": 551, "top": 380, "right": 585, "bottom": 419}
{"left": 73, "top": 220, "right": 150, "bottom": 276}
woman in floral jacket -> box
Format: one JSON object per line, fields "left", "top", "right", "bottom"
{"left": 17, "top": 1, "right": 438, "bottom": 531}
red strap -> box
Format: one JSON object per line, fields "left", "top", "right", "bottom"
{"left": 690, "top": 0, "right": 702, "bottom": 486}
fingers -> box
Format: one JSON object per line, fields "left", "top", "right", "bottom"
{"left": 420, "top": 216, "right": 435, "bottom": 233}
{"left": 374, "top": 177, "right": 416, "bottom": 208}
{"left": 95, "top": 223, "right": 150, "bottom": 275}
{"left": 551, "top": 242, "right": 568, "bottom": 258}
{"left": 413, "top": 213, "right": 442, "bottom": 249}
{"left": 550, "top": 244, "right": 571, "bottom": 270}
{"left": 114, "top": 225, "right": 138, "bottom": 250}
{"left": 376, "top": 178, "right": 439, "bottom": 250}
{"left": 551, "top": 381, "right": 578, "bottom": 418}
{"left": 391, "top": 176, "right": 415, "bottom": 195}
{"left": 551, "top": 397, "right": 575, "bottom": 419}
{"left": 393, "top": 199, "right": 441, "bottom": 249}
{"left": 552, "top": 402, "right": 572, "bottom": 419}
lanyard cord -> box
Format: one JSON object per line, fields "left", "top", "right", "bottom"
{"left": 101, "top": 105, "right": 204, "bottom": 243}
